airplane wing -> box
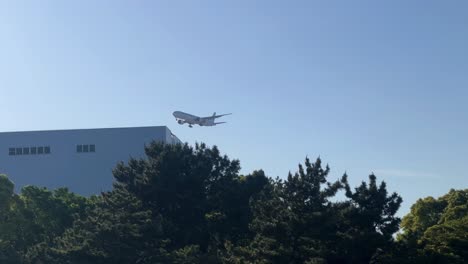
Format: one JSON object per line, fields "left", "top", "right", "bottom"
{"left": 201, "top": 113, "right": 232, "bottom": 120}
{"left": 213, "top": 113, "right": 232, "bottom": 119}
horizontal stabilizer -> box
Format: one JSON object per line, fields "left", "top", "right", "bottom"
{"left": 214, "top": 122, "right": 227, "bottom": 125}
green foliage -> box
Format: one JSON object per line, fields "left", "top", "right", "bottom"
{"left": 33, "top": 142, "right": 268, "bottom": 263}
{"left": 399, "top": 189, "right": 468, "bottom": 263}
{"left": 0, "top": 174, "right": 14, "bottom": 210}
{"left": 227, "top": 158, "right": 402, "bottom": 264}
{"left": 331, "top": 174, "right": 402, "bottom": 263}
{"left": 0, "top": 175, "right": 22, "bottom": 263}
{"left": 38, "top": 188, "right": 169, "bottom": 264}
{"left": 0, "top": 175, "right": 91, "bottom": 263}
{"left": 0, "top": 143, "right": 464, "bottom": 263}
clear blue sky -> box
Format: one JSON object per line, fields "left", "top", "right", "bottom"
{"left": 1, "top": 1, "right": 467, "bottom": 216}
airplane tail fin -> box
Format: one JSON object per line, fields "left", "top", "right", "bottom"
{"left": 213, "top": 112, "right": 216, "bottom": 117}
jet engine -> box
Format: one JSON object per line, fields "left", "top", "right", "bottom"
{"left": 177, "top": 120, "right": 184, "bottom": 124}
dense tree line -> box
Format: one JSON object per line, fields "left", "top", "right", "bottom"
{"left": 0, "top": 142, "right": 466, "bottom": 263}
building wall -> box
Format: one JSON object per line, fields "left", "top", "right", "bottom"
{"left": 0, "top": 126, "right": 180, "bottom": 195}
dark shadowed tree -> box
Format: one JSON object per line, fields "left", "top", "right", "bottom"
{"left": 35, "top": 187, "right": 169, "bottom": 264}
{"left": 39, "top": 142, "right": 268, "bottom": 263}
{"left": 333, "top": 174, "right": 402, "bottom": 263}
{"left": 227, "top": 159, "right": 403, "bottom": 264}
{"left": 7, "top": 142, "right": 445, "bottom": 263}
{"left": 228, "top": 158, "right": 344, "bottom": 263}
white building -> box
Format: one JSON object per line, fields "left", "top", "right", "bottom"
{"left": 0, "top": 126, "right": 181, "bottom": 195}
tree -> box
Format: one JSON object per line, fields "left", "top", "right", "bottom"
{"left": 229, "top": 158, "right": 344, "bottom": 263}
{"left": 39, "top": 142, "right": 268, "bottom": 263}
{"left": 113, "top": 142, "right": 243, "bottom": 252}
{"left": 228, "top": 159, "right": 403, "bottom": 264}
{"left": 0, "top": 175, "right": 91, "bottom": 263}
{"left": 0, "top": 174, "right": 22, "bottom": 263}
{"left": 36, "top": 187, "right": 170, "bottom": 264}
{"left": 2, "top": 142, "right": 428, "bottom": 263}
{"left": 334, "top": 174, "right": 402, "bottom": 263}
{"left": 398, "top": 189, "right": 468, "bottom": 263}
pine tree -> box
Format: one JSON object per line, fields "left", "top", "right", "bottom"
{"left": 231, "top": 158, "right": 344, "bottom": 264}
{"left": 333, "top": 174, "right": 402, "bottom": 263}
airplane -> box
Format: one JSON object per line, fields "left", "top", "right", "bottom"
{"left": 173, "top": 111, "right": 231, "bottom": 128}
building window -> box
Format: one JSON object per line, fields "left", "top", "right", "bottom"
{"left": 77, "top": 144, "right": 95, "bottom": 153}
{"left": 8, "top": 146, "right": 50, "bottom": 156}
{"left": 16, "top": 148, "right": 23, "bottom": 155}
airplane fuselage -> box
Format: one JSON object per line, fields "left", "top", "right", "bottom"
{"left": 173, "top": 111, "right": 215, "bottom": 127}
{"left": 173, "top": 111, "right": 198, "bottom": 122}
{"left": 173, "top": 111, "right": 228, "bottom": 127}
